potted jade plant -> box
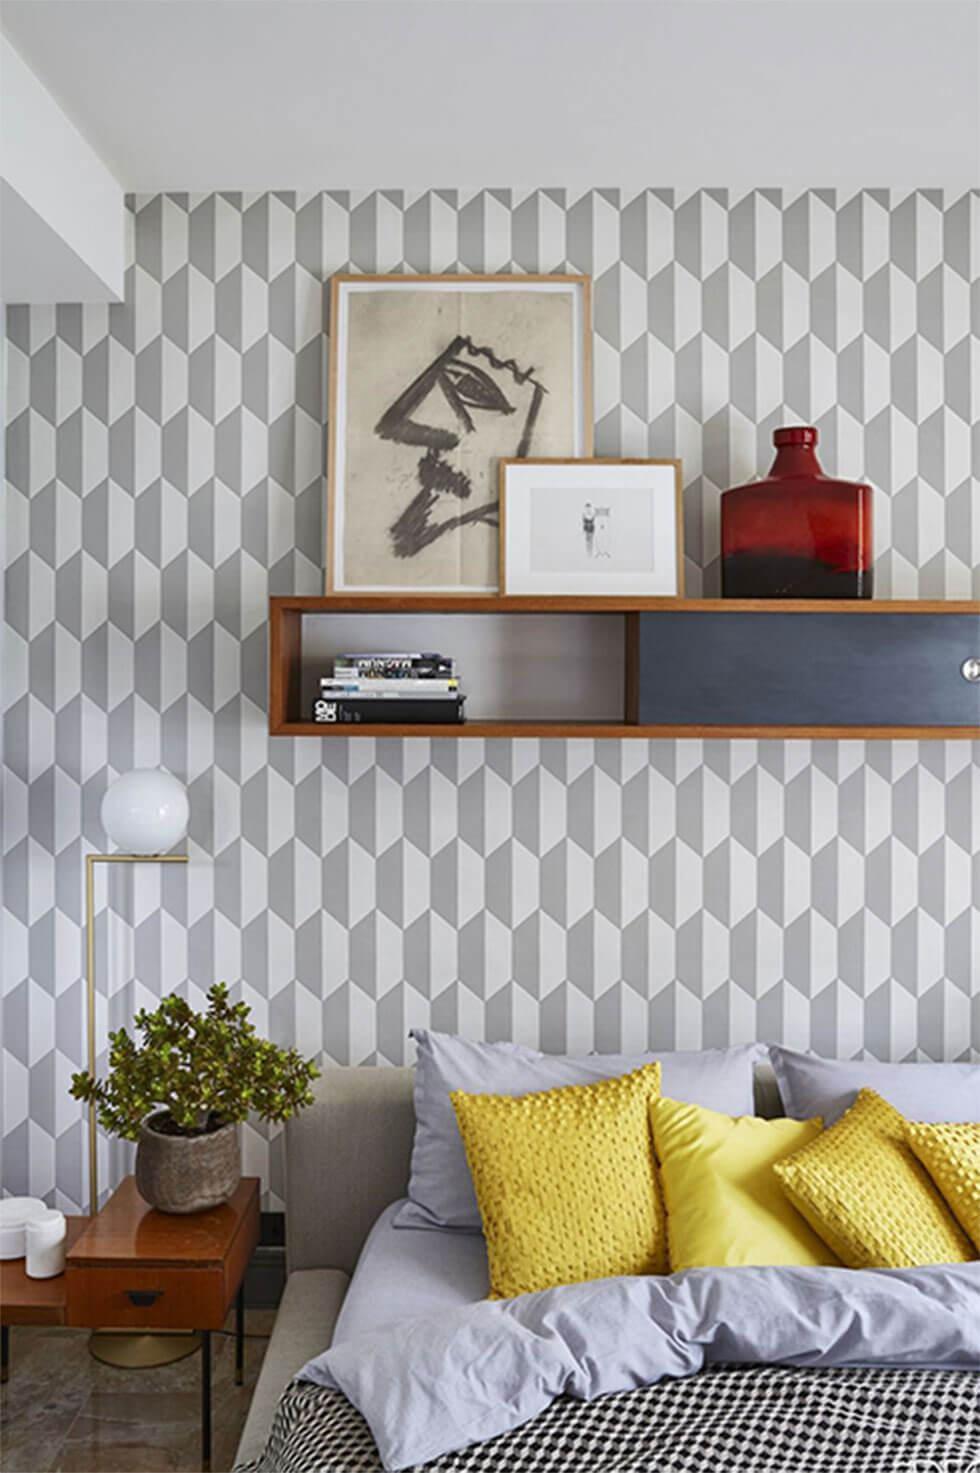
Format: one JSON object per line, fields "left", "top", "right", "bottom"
{"left": 71, "top": 984, "right": 319, "bottom": 1214}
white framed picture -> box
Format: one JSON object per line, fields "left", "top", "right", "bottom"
{"left": 327, "top": 275, "right": 593, "bottom": 594}
{"left": 499, "top": 459, "right": 685, "bottom": 597}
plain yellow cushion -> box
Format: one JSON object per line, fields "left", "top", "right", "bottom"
{"left": 774, "top": 1088, "right": 974, "bottom": 1269}
{"left": 451, "top": 1063, "right": 666, "bottom": 1299}
{"left": 649, "top": 1097, "right": 839, "bottom": 1270}
{"left": 906, "top": 1121, "right": 980, "bottom": 1252}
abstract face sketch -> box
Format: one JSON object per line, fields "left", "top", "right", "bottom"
{"left": 328, "top": 278, "right": 590, "bottom": 593}
{"left": 376, "top": 336, "right": 546, "bottom": 560}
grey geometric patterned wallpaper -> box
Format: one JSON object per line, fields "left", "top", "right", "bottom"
{"left": 3, "top": 190, "right": 979, "bottom": 1212}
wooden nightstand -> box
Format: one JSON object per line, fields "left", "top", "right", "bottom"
{"left": 0, "top": 1176, "right": 260, "bottom": 1471}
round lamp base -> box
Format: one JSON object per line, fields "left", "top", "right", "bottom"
{"left": 88, "top": 1329, "right": 202, "bottom": 1368}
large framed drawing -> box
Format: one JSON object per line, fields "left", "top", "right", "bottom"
{"left": 326, "top": 275, "right": 592, "bottom": 594}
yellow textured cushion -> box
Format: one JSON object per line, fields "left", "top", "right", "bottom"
{"left": 906, "top": 1122, "right": 980, "bottom": 1252}
{"left": 451, "top": 1064, "right": 666, "bottom": 1299}
{"left": 650, "top": 1097, "right": 839, "bottom": 1270}
{"left": 774, "top": 1088, "right": 974, "bottom": 1269}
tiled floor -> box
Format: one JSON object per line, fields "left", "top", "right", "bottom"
{"left": 0, "top": 1308, "right": 274, "bottom": 1472}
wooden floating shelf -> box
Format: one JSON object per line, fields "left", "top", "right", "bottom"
{"left": 274, "top": 721, "right": 978, "bottom": 741}
{"left": 269, "top": 596, "right": 980, "bottom": 740}
{"left": 270, "top": 595, "right": 980, "bottom": 616}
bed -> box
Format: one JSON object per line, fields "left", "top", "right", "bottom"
{"left": 234, "top": 1066, "right": 980, "bottom": 1473}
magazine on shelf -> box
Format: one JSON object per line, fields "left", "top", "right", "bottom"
{"left": 320, "top": 677, "right": 460, "bottom": 695}
{"left": 313, "top": 695, "right": 466, "bottom": 726}
{"left": 334, "top": 653, "right": 454, "bottom": 679}
{"left": 319, "top": 689, "right": 461, "bottom": 701}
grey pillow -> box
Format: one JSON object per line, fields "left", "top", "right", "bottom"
{"left": 769, "top": 1045, "right": 980, "bottom": 1127}
{"left": 395, "top": 1030, "right": 767, "bottom": 1233}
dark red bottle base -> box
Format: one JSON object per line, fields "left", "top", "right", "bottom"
{"left": 722, "top": 553, "right": 874, "bottom": 600}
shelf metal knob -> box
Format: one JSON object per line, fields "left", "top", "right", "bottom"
{"left": 961, "top": 657, "right": 980, "bottom": 683}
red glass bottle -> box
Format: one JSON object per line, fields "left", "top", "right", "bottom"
{"left": 721, "top": 427, "right": 873, "bottom": 598}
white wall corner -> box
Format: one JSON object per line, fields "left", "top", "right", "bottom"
{"left": 0, "top": 34, "right": 125, "bottom": 303}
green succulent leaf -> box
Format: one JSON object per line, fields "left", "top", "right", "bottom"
{"left": 68, "top": 983, "right": 320, "bottom": 1140}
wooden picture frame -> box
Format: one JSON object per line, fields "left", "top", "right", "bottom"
{"left": 326, "top": 274, "right": 593, "bottom": 595}
{"left": 498, "top": 458, "right": 685, "bottom": 597}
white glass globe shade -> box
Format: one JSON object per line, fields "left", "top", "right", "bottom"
{"left": 100, "top": 769, "right": 189, "bottom": 855}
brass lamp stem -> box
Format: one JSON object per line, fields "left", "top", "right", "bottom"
{"left": 84, "top": 853, "right": 189, "bottom": 1216}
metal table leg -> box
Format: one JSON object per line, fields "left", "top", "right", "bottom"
{"left": 201, "top": 1329, "right": 211, "bottom": 1471}
{"left": 235, "top": 1283, "right": 245, "bottom": 1386}
{"left": 1, "top": 1325, "right": 9, "bottom": 1383}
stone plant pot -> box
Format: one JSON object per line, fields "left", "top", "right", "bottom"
{"left": 135, "top": 1112, "right": 241, "bottom": 1214}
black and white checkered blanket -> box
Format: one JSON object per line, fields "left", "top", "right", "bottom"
{"left": 237, "top": 1365, "right": 980, "bottom": 1473}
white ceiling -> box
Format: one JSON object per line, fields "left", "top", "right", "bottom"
{"left": 2, "top": 0, "right": 978, "bottom": 192}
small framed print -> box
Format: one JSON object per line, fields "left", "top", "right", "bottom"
{"left": 326, "top": 274, "right": 592, "bottom": 594}
{"left": 499, "top": 459, "right": 685, "bottom": 597}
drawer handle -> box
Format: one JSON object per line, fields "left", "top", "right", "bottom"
{"left": 961, "top": 658, "right": 980, "bottom": 683}
{"left": 126, "top": 1290, "right": 163, "bottom": 1307}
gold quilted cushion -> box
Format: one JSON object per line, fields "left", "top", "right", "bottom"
{"left": 774, "top": 1088, "right": 974, "bottom": 1269}
{"left": 906, "top": 1122, "right": 980, "bottom": 1252}
{"left": 451, "top": 1064, "right": 666, "bottom": 1299}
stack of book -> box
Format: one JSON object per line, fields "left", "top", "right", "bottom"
{"left": 312, "top": 652, "right": 465, "bottom": 725}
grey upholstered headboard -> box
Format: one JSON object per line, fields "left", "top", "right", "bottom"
{"left": 284, "top": 1061, "right": 784, "bottom": 1275}
{"left": 285, "top": 1065, "right": 415, "bottom": 1274}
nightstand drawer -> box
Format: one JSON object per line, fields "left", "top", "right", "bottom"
{"left": 66, "top": 1265, "right": 226, "bottom": 1330}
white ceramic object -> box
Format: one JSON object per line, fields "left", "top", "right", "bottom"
{"left": 100, "top": 769, "right": 189, "bottom": 855}
{"left": 0, "top": 1197, "right": 49, "bottom": 1259}
{"left": 25, "top": 1209, "right": 67, "bottom": 1279}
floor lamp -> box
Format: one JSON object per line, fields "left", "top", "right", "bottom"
{"left": 86, "top": 767, "right": 195, "bottom": 1369}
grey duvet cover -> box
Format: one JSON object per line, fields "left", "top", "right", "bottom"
{"left": 240, "top": 1264, "right": 980, "bottom": 1473}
